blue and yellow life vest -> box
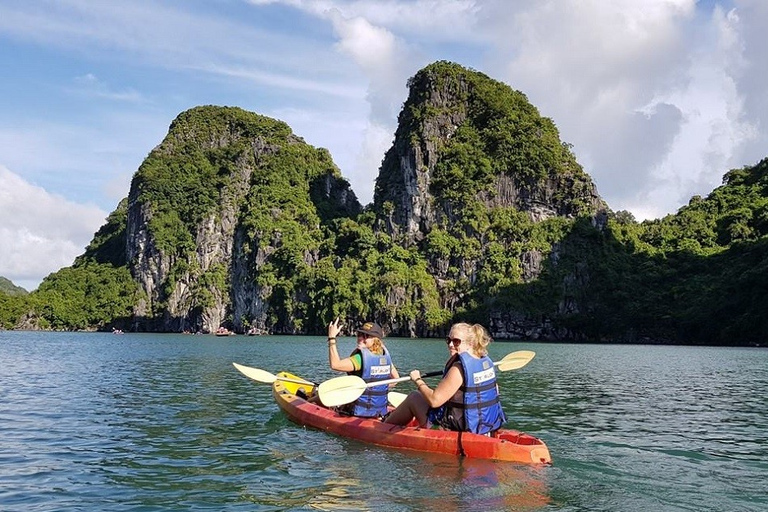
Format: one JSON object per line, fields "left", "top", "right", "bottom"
{"left": 441, "top": 352, "right": 506, "bottom": 434}
{"left": 349, "top": 347, "right": 392, "bottom": 417}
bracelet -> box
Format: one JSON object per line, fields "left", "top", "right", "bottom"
{"left": 328, "top": 337, "right": 336, "bottom": 341}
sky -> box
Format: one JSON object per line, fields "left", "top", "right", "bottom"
{"left": 2, "top": 0, "right": 766, "bottom": 292}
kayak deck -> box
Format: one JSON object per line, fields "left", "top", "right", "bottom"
{"left": 272, "top": 372, "right": 552, "bottom": 465}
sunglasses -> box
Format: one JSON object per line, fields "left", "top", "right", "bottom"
{"left": 445, "top": 337, "right": 462, "bottom": 347}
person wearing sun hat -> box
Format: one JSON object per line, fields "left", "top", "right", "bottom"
{"left": 325, "top": 318, "right": 399, "bottom": 417}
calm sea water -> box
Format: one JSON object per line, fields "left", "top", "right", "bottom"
{"left": 1, "top": 331, "right": 766, "bottom": 511}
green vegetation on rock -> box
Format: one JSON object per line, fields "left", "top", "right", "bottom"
{"left": 0, "top": 276, "right": 27, "bottom": 296}
{"left": 5, "top": 66, "right": 768, "bottom": 345}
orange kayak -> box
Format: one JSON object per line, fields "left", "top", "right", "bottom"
{"left": 272, "top": 372, "right": 552, "bottom": 465}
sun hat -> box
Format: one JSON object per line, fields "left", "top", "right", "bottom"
{"left": 357, "top": 321, "right": 384, "bottom": 338}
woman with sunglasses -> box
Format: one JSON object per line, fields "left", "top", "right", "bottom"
{"left": 383, "top": 322, "right": 506, "bottom": 435}
{"left": 325, "top": 317, "right": 400, "bottom": 417}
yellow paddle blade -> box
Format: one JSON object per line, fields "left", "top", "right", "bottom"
{"left": 232, "top": 363, "right": 316, "bottom": 386}
{"left": 388, "top": 391, "right": 408, "bottom": 408}
{"left": 233, "top": 362, "right": 277, "bottom": 383}
{"left": 496, "top": 350, "right": 536, "bottom": 372}
{"left": 317, "top": 375, "right": 367, "bottom": 407}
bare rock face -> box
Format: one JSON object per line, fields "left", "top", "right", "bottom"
{"left": 375, "top": 78, "right": 471, "bottom": 238}
{"left": 375, "top": 63, "right": 605, "bottom": 243}
{"left": 372, "top": 62, "right": 609, "bottom": 337}
{"left": 125, "top": 106, "right": 360, "bottom": 332}
{"left": 115, "top": 64, "right": 610, "bottom": 338}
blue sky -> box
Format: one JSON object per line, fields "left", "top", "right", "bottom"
{"left": 1, "top": 0, "right": 764, "bottom": 291}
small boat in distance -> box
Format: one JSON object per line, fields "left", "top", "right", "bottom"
{"left": 215, "top": 327, "right": 235, "bottom": 336}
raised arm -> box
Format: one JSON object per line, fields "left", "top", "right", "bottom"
{"left": 327, "top": 318, "right": 355, "bottom": 372}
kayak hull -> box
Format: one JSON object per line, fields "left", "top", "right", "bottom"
{"left": 272, "top": 372, "right": 552, "bottom": 465}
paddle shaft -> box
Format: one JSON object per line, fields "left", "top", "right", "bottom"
{"left": 372, "top": 370, "right": 443, "bottom": 388}
{"left": 278, "top": 376, "right": 318, "bottom": 386}
{"left": 361, "top": 351, "right": 527, "bottom": 389}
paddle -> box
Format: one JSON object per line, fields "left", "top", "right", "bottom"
{"left": 232, "top": 362, "right": 316, "bottom": 387}
{"left": 317, "top": 370, "right": 442, "bottom": 407}
{"left": 317, "top": 350, "right": 535, "bottom": 407}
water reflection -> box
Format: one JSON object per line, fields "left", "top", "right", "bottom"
{"left": 408, "top": 454, "right": 552, "bottom": 512}
{"left": 284, "top": 443, "right": 553, "bottom": 512}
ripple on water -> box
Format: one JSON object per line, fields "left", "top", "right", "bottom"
{"left": 2, "top": 333, "right": 767, "bottom": 511}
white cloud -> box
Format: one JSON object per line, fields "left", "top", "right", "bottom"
{"left": 326, "top": 12, "right": 415, "bottom": 202}
{"left": 248, "top": 0, "right": 480, "bottom": 40}
{"left": 262, "top": 2, "right": 425, "bottom": 204}
{"left": 202, "top": 63, "right": 366, "bottom": 99}
{"left": 245, "top": 0, "right": 759, "bottom": 218}
{"left": 622, "top": 2, "right": 760, "bottom": 219}
{"left": 355, "top": 122, "right": 393, "bottom": 202}
{"left": 448, "top": 0, "right": 768, "bottom": 219}
{"left": 243, "top": 0, "right": 768, "bottom": 219}
{"left": 726, "top": 0, "right": 768, "bottom": 170}
{"left": 0, "top": 115, "right": 164, "bottom": 209}
{"left": 0, "top": 166, "right": 107, "bottom": 291}
{"left": 71, "top": 74, "right": 145, "bottom": 103}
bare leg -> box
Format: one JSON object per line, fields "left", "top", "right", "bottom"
{"left": 384, "top": 391, "right": 430, "bottom": 426}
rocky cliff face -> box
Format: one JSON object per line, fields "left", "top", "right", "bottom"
{"left": 374, "top": 74, "right": 469, "bottom": 239}
{"left": 125, "top": 106, "right": 360, "bottom": 332}
{"left": 79, "top": 64, "right": 611, "bottom": 339}
{"left": 374, "top": 62, "right": 605, "bottom": 241}
{"left": 29, "top": 62, "right": 768, "bottom": 345}
{"left": 371, "top": 62, "right": 608, "bottom": 338}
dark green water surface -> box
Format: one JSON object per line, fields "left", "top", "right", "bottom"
{"left": 1, "top": 331, "right": 766, "bottom": 511}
